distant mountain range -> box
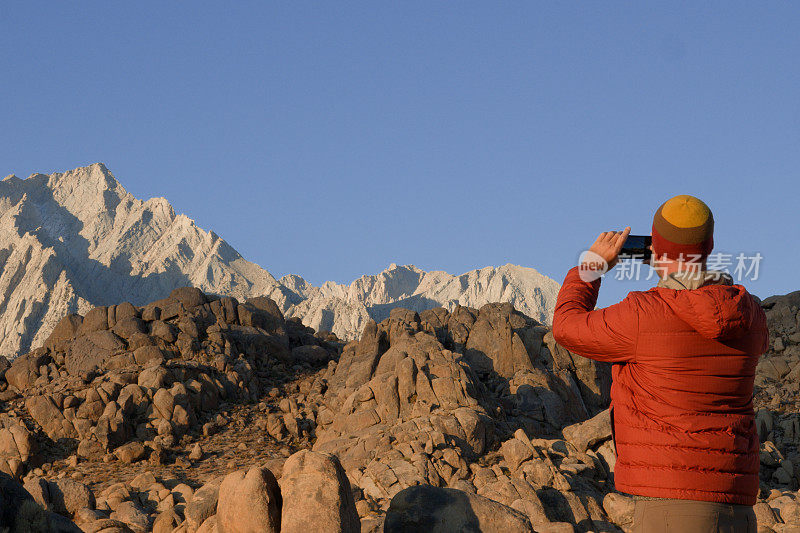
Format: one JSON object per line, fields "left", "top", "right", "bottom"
{"left": 0, "top": 163, "right": 559, "bottom": 358}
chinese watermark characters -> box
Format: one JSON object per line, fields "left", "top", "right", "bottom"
{"left": 578, "top": 251, "right": 763, "bottom": 283}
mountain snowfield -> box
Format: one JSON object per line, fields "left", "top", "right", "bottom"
{"left": 0, "top": 163, "right": 560, "bottom": 358}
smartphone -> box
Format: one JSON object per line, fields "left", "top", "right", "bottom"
{"left": 619, "top": 235, "right": 652, "bottom": 261}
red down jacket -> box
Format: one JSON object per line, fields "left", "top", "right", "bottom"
{"left": 552, "top": 266, "right": 768, "bottom": 505}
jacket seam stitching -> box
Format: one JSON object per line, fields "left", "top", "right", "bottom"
{"left": 617, "top": 463, "right": 758, "bottom": 475}
{"left": 619, "top": 421, "right": 754, "bottom": 428}
{"left": 616, "top": 482, "right": 753, "bottom": 497}
{"left": 612, "top": 402, "right": 756, "bottom": 418}
{"left": 637, "top": 331, "right": 711, "bottom": 336}
{"left": 616, "top": 442, "right": 755, "bottom": 454}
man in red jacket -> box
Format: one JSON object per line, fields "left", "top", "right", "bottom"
{"left": 552, "top": 195, "right": 768, "bottom": 533}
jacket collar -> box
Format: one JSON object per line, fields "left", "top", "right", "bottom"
{"left": 657, "top": 269, "right": 733, "bottom": 291}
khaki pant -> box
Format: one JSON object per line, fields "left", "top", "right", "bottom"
{"left": 633, "top": 499, "right": 757, "bottom": 533}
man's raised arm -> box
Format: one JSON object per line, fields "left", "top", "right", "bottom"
{"left": 551, "top": 228, "right": 639, "bottom": 363}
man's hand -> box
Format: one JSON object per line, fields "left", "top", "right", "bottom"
{"left": 584, "top": 227, "right": 631, "bottom": 271}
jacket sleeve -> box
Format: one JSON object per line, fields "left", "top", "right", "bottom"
{"left": 551, "top": 266, "right": 639, "bottom": 363}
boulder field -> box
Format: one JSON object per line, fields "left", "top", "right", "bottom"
{"left": 0, "top": 286, "right": 798, "bottom": 532}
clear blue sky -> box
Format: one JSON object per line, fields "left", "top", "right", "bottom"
{"left": 2, "top": 2, "right": 798, "bottom": 307}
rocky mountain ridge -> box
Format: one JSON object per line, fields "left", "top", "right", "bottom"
{"left": 0, "top": 163, "right": 559, "bottom": 359}
{"left": 278, "top": 262, "right": 559, "bottom": 342}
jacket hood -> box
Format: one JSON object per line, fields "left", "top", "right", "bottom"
{"left": 657, "top": 281, "right": 762, "bottom": 340}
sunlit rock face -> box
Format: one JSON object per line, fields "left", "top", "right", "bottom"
{"left": 0, "top": 163, "right": 559, "bottom": 358}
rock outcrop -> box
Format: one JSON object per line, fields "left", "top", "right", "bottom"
{"left": 753, "top": 291, "right": 800, "bottom": 498}
{"left": 279, "top": 450, "right": 359, "bottom": 533}
{"left": 0, "top": 281, "right": 798, "bottom": 532}
{"left": 384, "top": 485, "right": 534, "bottom": 532}
{"left": 217, "top": 467, "right": 281, "bottom": 533}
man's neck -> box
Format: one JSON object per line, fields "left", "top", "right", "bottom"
{"left": 660, "top": 261, "right": 707, "bottom": 277}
